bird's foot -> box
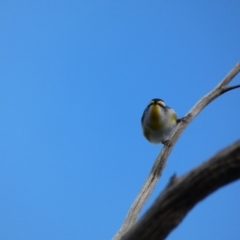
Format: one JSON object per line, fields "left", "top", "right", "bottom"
{"left": 177, "top": 116, "right": 188, "bottom": 124}
{"left": 162, "top": 140, "right": 172, "bottom": 146}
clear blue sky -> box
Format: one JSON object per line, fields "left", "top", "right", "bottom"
{"left": 0, "top": 1, "right": 240, "bottom": 240}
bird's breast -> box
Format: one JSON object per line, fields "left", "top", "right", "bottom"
{"left": 148, "top": 105, "right": 163, "bottom": 130}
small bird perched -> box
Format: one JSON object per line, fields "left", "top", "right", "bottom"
{"left": 141, "top": 98, "right": 178, "bottom": 144}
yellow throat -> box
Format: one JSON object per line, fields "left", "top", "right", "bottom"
{"left": 149, "top": 105, "right": 163, "bottom": 130}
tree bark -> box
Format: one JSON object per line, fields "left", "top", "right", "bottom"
{"left": 122, "top": 140, "right": 240, "bottom": 240}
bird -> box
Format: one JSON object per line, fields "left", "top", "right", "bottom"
{"left": 141, "top": 98, "right": 178, "bottom": 145}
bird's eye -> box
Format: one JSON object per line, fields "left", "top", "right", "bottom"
{"left": 157, "top": 101, "right": 166, "bottom": 107}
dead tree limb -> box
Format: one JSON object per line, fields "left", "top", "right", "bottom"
{"left": 113, "top": 62, "right": 240, "bottom": 240}
{"left": 122, "top": 140, "right": 240, "bottom": 240}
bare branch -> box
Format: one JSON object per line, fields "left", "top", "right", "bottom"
{"left": 122, "top": 140, "right": 240, "bottom": 240}
{"left": 113, "top": 62, "right": 240, "bottom": 240}
{"left": 221, "top": 84, "right": 240, "bottom": 94}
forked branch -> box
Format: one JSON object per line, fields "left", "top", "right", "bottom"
{"left": 122, "top": 140, "right": 240, "bottom": 240}
{"left": 113, "top": 62, "right": 240, "bottom": 240}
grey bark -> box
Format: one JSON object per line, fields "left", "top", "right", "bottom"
{"left": 122, "top": 140, "right": 240, "bottom": 240}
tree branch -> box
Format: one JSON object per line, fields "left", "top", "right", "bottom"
{"left": 113, "top": 62, "right": 240, "bottom": 240}
{"left": 121, "top": 140, "right": 240, "bottom": 240}
{"left": 221, "top": 84, "right": 240, "bottom": 94}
